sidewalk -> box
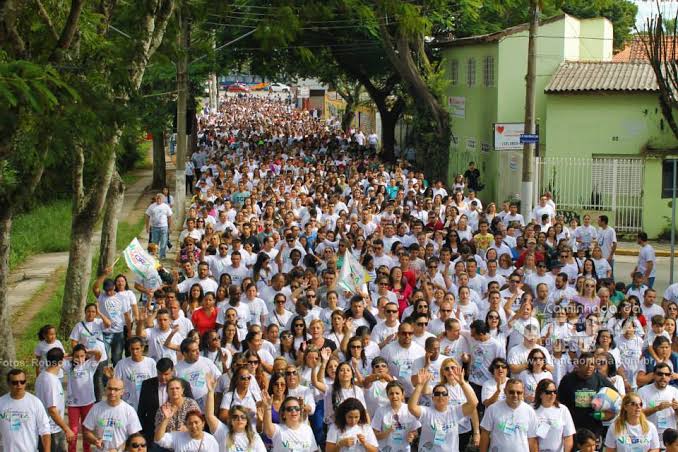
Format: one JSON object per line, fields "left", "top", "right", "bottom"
{"left": 7, "top": 167, "right": 154, "bottom": 321}
{"left": 617, "top": 241, "right": 678, "bottom": 258}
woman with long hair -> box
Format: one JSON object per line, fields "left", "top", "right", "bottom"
{"left": 389, "top": 267, "right": 413, "bottom": 317}
{"left": 155, "top": 408, "right": 219, "bottom": 451}
{"left": 343, "top": 336, "right": 370, "bottom": 382}
{"left": 533, "top": 379, "right": 575, "bottom": 452}
{"left": 258, "top": 372, "right": 288, "bottom": 446}
{"left": 276, "top": 330, "right": 297, "bottom": 365}
{"left": 518, "top": 348, "right": 554, "bottom": 403}
{"left": 290, "top": 316, "right": 310, "bottom": 350}
{"left": 312, "top": 348, "right": 367, "bottom": 424}
{"left": 220, "top": 320, "right": 242, "bottom": 355}
{"left": 183, "top": 283, "right": 204, "bottom": 318}
{"left": 252, "top": 252, "right": 273, "bottom": 291}
{"left": 200, "top": 330, "right": 231, "bottom": 374}
{"left": 219, "top": 366, "right": 260, "bottom": 424}
{"left": 191, "top": 291, "right": 218, "bottom": 335}
{"left": 603, "top": 393, "right": 660, "bottom": 451}
{"left": 326, "top": 398, "right": 378, "bottom": 452}
{"left": 607, "top": 299, "right": 644, "bottom": 340}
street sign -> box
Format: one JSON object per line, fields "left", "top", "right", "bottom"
{"left": 520, "top": 133, "right": 539, "bottom": 144}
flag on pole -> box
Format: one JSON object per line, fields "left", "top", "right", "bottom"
{"left": 123, "top": 238, "right": 158, "bottom": 279}
{"left": 337, "top": 250, "right": 368, "bottom": 295}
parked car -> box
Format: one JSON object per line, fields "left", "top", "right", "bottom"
{"left": 227, "top": 83, "right": 250, "bottom": 93}
{"left": 268, "top": 82, "right": 291, "bottom": 93}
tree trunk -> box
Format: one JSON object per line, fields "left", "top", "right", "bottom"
{"left": 190, "top": 113, "right": 198, "bottom": 154}
{"left": 60, "top": 138, "right": 117, "bottom": 337}
{"left": 97, "top": 170, "right": 125, "bottom": 276}
{"left": 151, "top": 130, "right": 166, "bottom": 189}
{"left": 341, "top": 105, "right": 355, "bottom": 133}
{"left": 0, "top": 207, "right": 16, "bottom": 394}
{"left": 380, "top": 109, "right": 398, "bottom": 162}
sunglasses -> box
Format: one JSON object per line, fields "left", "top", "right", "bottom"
{"left": 230, "top": 414, "right": 248, "bottom": 421}
{"left": 494, "top": 364, "right": 508, "bottom": 370}
{"left": 433, "top": 391, "right": 449, "bottom": 397}
{"left": 130, "top": 443, "right": 147, "bottom": 448}
{"left": 285, "top": 371, "right": 298, "bottom": 376}
{"left": 543, "top": 389, "right": 557, "bottom": 395}
{"left": 285, "top": 406, "right": 302, "bottom": 412}
{"left": 10, "top": 380, "right": 26, "bottom": 386}
{"left": 443, "top": 366, "right": 458, "bottom": 372}
{"left": 386, "top": 310, "right": 398, "bottom": 314}
{"left": 508, "top": 390, "right": 524, "bottom": 396}
{"left": 488, "top": 315, "right": 500, "bottom": 320}
{"left": 239, "top": 376, "right": 251, "bottom": 382}
{"left": 416, "top": 322, "right": 429, "bottom": 327}
{"left": 248, "top": 360, "right": 260, "bottom": 365}
{"left": 294, "top": 324, "right": 304, "bottom": 327}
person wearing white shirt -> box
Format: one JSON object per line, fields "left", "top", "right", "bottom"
{"left": 0, "top": 369, "right": 51, "bottom": 452}
{"left": 574, "top": 215, "right": 598, "bottom": 252}
{"left": 603, "top": 392, "right": 660, "bottom": 452}
{"left": 174, "top": 338, "right": 222, "bottom": 410}
{"left": 597, "top": 214, "right": 617, "bottom": 268}
{"left": 381, "top": 323, "right": 426, "bottom": 397}
{"left": 635, "top": 232, "right": 657, "bottom": 288}
{"left": 221, "top": 252, "right": 251, "bottom": 287}
{"left": 533, "top": 379, "right": 576, "bottom": 452}
{"left": 204, "top": 243, "right": 232, "bottom": 280}
{"left": 502, "top": 204, "right": 525, "bottom": 227}
{"left": 136, "top": 309, "right": 183, "bottom": 364}
{"left": 145, "top": 193, "right": 173, "bottom": 259}
{"left": 479, "top": 379, "right": 539, "bottom": 452}
{"left": 83, "top": 377, "right": 142, "bottom": 452}
{"left": 531, "top": 196, "right": 556, "bottom": 223}
{"left": 35, "top": 348, "right": 71, "bottom": 451}
{"left": 638, "top": 362, "right": 678, "bottom": 447}
{"left": 112, "top": 337, "right": 157, "bottom": 410}
{"left": 174, "top": 261, "right": 218, "bottom": 295}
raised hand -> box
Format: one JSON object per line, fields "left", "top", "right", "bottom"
{"left": 161, "top": 402, "right": 177, "bottom": 419}
{"left": 320, "top": 347, "right": 332, "bottom": 362}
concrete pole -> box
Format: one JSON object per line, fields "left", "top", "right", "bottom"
{"left": 520, "top": 0, "right": 539, "bottom": 219}
{"left": 174, "top": 10, "right": 189, "bottom": 230}
{"left": 671, "top": 158, "right": 676, "bottom": 284}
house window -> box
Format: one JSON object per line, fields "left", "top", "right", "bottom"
{"left": 467, "top": 58, "right": 476, "bottom": 87}
{"left": 450, "top": 60, "right": 459, "bottom": 86}
{"left": 662, "top": 159, "right": 678, "bottom": 198}
{"left": 483, "top": 56, "right": 495, "bottom": 87}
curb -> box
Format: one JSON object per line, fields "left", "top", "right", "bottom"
{"left": 616, "top": 248, "right": 675, "bottom": 258}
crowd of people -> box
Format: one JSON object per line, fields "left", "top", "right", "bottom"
{"left": 5, "top": 94, "right": 678, "bottom": 452}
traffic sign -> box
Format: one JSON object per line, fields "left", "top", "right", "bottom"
{"left": 520, "top": 133, "right": 539, "bottom": 144}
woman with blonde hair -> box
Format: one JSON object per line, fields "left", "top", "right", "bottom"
{"left": 437, "top": 357, "right": 480, "bottom": 450}
{"left": 603, "top": 393, "right": 660, "bottom": 452}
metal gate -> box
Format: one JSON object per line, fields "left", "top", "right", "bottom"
{"left": 534, "top": 156, "right": 645, "bottom": 233}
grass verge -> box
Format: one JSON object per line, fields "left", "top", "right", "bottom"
{"left": 15, "top": 215, "right": 146, "bottom": 388}
{"left": 10, "top": 199, "right": 72, "bottom": 269}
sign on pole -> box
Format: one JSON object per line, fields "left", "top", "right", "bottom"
{"left": 493, "top": 123, "right": 525, "bottom": 150}
{"left": 520, "top": 133, "right": 539, "bottom": 144}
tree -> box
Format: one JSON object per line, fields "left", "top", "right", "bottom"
{"left": 641, "top": 10, "right": 678, "bottom": 142}
{"left": 60, "top": 0, "right": 175, "bottom": 336}
{"left": 0, "top": 0, "right": 82, "bottom": 393}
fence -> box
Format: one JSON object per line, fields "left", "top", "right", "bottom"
{"left": 535, "top": 156, "right": 645, "bottom": 233}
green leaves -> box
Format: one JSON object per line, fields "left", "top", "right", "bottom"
{"left": 0, "top": 60, "right": 77, "bottom": 113}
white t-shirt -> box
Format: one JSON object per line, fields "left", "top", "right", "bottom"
{"left": 638, "top": 244, "right": 657, "bottom": 278}
{"left": 270, "top": 423, "right": 318, "bottom": 452}
{"left": 604, "top": 421, "right": 660, "bottom": 452}
{"left": 638, "top": 383, "right": 678, "bottom": 443}
{"left": 467, "top": 337, "right": 506, "bottom": 386}
{"left": 33, "top": 340, "right": 65, "bottom": 377}
{"left": 0, "top": 393, "right": 51, "bottom": 452}
{"left": 175, "top": 357, "right": 222, "bottom": 407}
{"left": 323, "top": 386, "right": 367, "bottom": 424}
{"left": 63, "top": 358, "right": 99, "bottom": 407}
{"left": 481, "top": 379, "right": 507, "bottom": 405}
{"left": 381, "top": 342, "right": 426, "bottom": 396}
{"left": 157, "top": 431, "right": 220, "bottom": 452}
{"left": 146, "top": 327, "right": 183, "bottom": 363}
{"left": 34, "top": 371, "right": 65, "bottom": 434}
{"left": 113, "top": 357, "right": 157, "bottom": 409}
{"left": 213, "top": 422, "right": 267, "bottom": 452}
{"left": 82, "top": 400, "right": 142, "bottom": 452}
{"left": 480, "top": 401, "right": 538, "bottom": 452}
{"left": 518, "top": 370, "right": 553, "bottom": 402}
{"left": 243, "top": 297, "right": 268, "bottom": 326}
{"left": 417, "top": 405, "right": 464, "bottom": 452}
{"left": 69, "top": 319, "right": 108, "bottom": 362}
{"left": 97, "top": 293, "right": 130, "bottom": 334}
{"left": 371, "top": 403, "right": 421, "bottom": 452}
{"left": 145, "top": 202, "right": 173, "bottom": 228}
{"left": 534, "top": 405, "right": 576, "bottom": 452}
{"left": 326, "top": 423, "right": 378, "bottom": 451}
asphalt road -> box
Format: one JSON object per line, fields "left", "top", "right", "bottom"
{"left": 615, "top": 254, "right": 677, "bottom": 295}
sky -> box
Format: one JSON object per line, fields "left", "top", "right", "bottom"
{"left": 633, "top": 0, "right": 678, "bottom": 30}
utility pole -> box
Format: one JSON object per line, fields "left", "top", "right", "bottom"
{"left": 175, "top": 9, "right": 190, "bottom": 230}
{"left": 521, "top": 0, "right": 539, "bottom": 219}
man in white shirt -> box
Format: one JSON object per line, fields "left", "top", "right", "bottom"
{"left": 641, "top": 289, "right": 665, "bottom": 326}
{"left": 174, "top": 339, "right": 221, "bottom": 410}
{"left": 145, "top": 193, "right": 173, "bottom": 259}
{"left": 530, "top": 195, "right": 555, "bottom": 224}
{"left": 136, "top": 308, "right": 183, "bottom": 363}
{"left": 174, "top": 261, "right": 218, "bottom": 295}
{"left": 0, "top": 369, "right": 51, "bottom": 452}
{"left": 381, "top": 322, "right": 426, "bottom": 397}
{"left": 112, "top": 337, "right": 157, "bottom": 410}
{"left": 35, "top": 348, "right": 72, "bottom": 451}
{"left": 597, "top": 215, "right": 617, "bottom": 271}
{"left": 83, "top": 378, "right": 142, "bottom": 452}
{"left": 502, "top": 203, "right": 525, "bottom": 227}
{"left": 507, "top": 325, "right": 553, "bottom": 374}
{"left": 204, "top": 243, "right": 231, "bottom": 280}
{"left": 638, "top": 362, "right": 678, "bottom": 447}
{"left": 479, "top": 379, "right": 539, "bottom": 452}
{"left": 635, "top": 231, "right": 657, "bottom": 288}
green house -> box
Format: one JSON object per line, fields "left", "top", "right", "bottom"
{"left": 437, "top": 14, "right": 678, "bottom": 238}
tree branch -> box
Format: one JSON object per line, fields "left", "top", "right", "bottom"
{"left": 35, "top": 0, "right": 59, "bottom": 42}
{"left": 51, "top": 0, "right": 85, "bottom": 62}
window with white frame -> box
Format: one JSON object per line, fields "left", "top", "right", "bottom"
{"left": 467, "top": 58, "right": 476, "bottom": 87}
{"left": 483, "top": 56, "right": 495, "bottom": 87}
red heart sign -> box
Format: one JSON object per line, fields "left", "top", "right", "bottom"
{"left": 497, "top": 126, "right": 505, "bottom": 134}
